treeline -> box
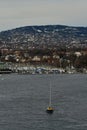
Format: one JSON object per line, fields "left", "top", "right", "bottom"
{"left": 0, "top": 48, "right": 87, "bottom": 69}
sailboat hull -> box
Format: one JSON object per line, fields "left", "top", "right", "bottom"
{"left": 46, "top": 107, "right": 54, "bottom": 113}
{"left": 46, "top": 109, "right": 54, "bottom": 113}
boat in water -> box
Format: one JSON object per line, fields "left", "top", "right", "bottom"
{"left": 0, "top": 69, "right": 12, "bottom": 74}
{"left": 46, "top": 106, "right": 54, "bottom": 113}
{"left": 46, "top": 77, "right": 54, "bottom": 114}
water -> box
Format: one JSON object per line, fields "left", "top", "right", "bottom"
{"left": 0, "top": 74, "right": 87, "bottom": 130}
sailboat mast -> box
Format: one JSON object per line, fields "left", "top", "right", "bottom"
{"left": 49, "top": 79, "right": 52, "bottom": 106}
{"left": 46, "top": 76, "right": 54, "bottom": 113}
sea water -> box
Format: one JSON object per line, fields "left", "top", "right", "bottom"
{"left": 0, "top": 74, "right": 87, "bottom": 130}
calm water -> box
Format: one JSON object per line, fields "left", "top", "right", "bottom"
{"left": 0, "top": 74, "right": 87, "bottom": 130}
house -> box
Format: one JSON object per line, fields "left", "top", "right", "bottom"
{"left": 32, "top": 56, "right": 41, "bottom": 62}
{"left": 74, "top": 52, "right": 82, "bottom": 57}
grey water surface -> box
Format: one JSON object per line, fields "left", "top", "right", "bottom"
{"left": 0, "top": 74, "right": 87, "bottom": 130}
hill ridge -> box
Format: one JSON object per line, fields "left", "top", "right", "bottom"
{"left": 0, "top": 24, "right": 87, "bottom": 48}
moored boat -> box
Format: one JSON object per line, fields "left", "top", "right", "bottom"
{"left": 46, "top": 77, "right": 54, "bottom": 114}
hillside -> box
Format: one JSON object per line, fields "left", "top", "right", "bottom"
{"left": 0, "top": 25, "right": 87, "bottom": 49}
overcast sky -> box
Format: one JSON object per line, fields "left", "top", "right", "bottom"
{"left": 0, "top": 0, "right": 87, "bottom": 31}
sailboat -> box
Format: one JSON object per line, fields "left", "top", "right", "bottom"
{"left": 46, "top": 77, "right": 54, "bottom": 113}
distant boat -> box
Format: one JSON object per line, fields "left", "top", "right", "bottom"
{"left": 46, "top": 77, "right": 54, "bottom": 114}
{"left": 0, "top": 68, "right": 12, "bottom": 74}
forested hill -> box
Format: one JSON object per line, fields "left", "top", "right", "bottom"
{"left": 0, "top": 25, "right": 87, "bottom": 47}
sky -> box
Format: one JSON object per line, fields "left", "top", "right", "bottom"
{"left": 0, "top": 0, "right": 87, "bottom": 31}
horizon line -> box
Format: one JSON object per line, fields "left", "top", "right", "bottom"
{"left": 1, "top": 24, "right": 87, "bottom": 32}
